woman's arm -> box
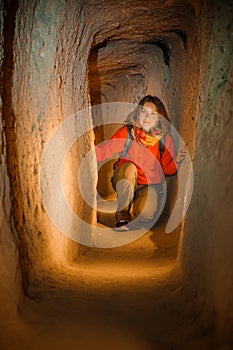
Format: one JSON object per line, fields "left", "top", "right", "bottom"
{"left": 95, "top": 126, "right": 127, "bottom": 162}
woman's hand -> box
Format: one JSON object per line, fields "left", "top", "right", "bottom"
{"left": 176, "top": 149, "right": 186, "bottom": 164}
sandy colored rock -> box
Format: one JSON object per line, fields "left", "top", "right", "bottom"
{"left": 0, "top": 0, "right": 232, "bottom": 348}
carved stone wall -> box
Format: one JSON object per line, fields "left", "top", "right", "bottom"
{"left": 0, "top": 0, "right": 232, "bottom": 345}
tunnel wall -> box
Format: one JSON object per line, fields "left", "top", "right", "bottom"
{"left": 0, "top": 0, "right": 23, "bottom": 330}
{"left": 10, "top": 0, "right": 76, "bottom": 271}
{"left": 179, "top": 0, "right": 233, "bottom": 341}
{"left": 3, "top": 0, "right": 98, "bottom": 275}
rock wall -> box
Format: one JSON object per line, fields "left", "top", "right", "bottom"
{"left": 179, "top": 0, "right": 233, "bottom": 341}
{"left": 9, "top": 0, "right": 98, "bottom": 272}
{"left": 0, "top": 0, "right": 23, "bottom": 331}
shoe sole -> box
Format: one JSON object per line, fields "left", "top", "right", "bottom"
{"left": 114, "top": 225, "right": 130, "bottom": 232}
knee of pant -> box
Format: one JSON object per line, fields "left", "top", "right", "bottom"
{"left": 116, "top": 178, "right": 135, "bottom": 195}
{"left": 119, "top": 162, "right": 137, "bottom": 180}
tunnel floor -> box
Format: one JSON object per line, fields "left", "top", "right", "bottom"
{"left": 5, "top": 212, "right": 216, "bottom": 350}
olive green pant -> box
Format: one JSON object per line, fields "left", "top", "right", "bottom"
{"left": 112, "top": 162, "right": 161, "bottom": 222}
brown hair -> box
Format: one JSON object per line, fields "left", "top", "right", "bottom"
{"left": 125, "top": 95, "right": 171, "bottom": 134}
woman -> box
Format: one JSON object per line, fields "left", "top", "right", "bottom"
{"left": 95, "top": 95, "right": 185, "bottom": 231}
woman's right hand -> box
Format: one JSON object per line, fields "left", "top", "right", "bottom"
{"left": 176, "top": 149, "right": 186, "bottom": 164}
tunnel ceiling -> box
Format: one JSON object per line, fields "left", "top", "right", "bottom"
{"left": 91, "top": 39, "right": 173, "bottom": 76}
{"left": 88, "top": 39, "right": 170, "bottom": 104}
{"left": 88, "top": 0, "right": 194, "bottom": 104}
{"left": 89, "top": 0, "right": 197, "bottom": 44}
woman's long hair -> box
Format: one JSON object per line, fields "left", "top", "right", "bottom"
{"left": 125, "top": 95, "right": 171, "bottom": 135}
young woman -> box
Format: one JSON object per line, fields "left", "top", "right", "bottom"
{"left": 95, "top": 95, "right": 185, "bottom": 230}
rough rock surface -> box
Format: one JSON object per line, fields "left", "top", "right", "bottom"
{"left": 180, "top": 0, "right": 233, "bottom": 340}
{"left": 0, "top": 0, "right": 23, "bottom": 323}
{"left": 0, "top": 0, "right": 232, "bottom": 348}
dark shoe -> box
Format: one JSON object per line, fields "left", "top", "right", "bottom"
{"left": 114, "top": 220, "right": 129, "bottom": 231}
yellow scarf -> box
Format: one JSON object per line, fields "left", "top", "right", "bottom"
{"left": 133, "top": 126, "right": 163, "bottom": 147}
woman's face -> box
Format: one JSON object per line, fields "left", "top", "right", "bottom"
{"left": 138, "top": 102, "right": 159, "bottom": 132}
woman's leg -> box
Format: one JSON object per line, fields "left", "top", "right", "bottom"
{"left": 133, "top": 185, "right": 160, "bottom": 222}
{"left": 112, "top": 162, "right": 138, "bottom": 221}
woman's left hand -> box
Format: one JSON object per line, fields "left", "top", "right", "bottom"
{"left": 176, "top": 149, "right": 186, "bottom": 164}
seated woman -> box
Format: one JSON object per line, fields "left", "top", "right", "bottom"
{"left": 95, "top": 95, "right": 185, "bottom": 231}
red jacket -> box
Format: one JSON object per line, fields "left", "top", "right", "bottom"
{"left": 95, "top": 125, "right": 178, "bottom": 185}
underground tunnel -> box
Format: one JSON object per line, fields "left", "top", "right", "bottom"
{"left": 0, "top": 0, "right": 233, "bottom": 349}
